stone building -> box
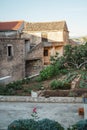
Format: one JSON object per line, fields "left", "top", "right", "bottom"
{"left": 23, "top": 21, "right": 69, "bottom": 76}
{"left": 0, "top": 20, "right": 69, "bottom": 83}
{"left": 0, "top": 21, "right": 25, "bottom": 83}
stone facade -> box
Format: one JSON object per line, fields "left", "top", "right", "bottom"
{"left": 23, "top": 21, "right": 69, "bottom": 65}
{"left": 25, "top": 59, "right": 43, "bottom": 76}
{"left": 25, "top": 43, "right": 44, "bottom": 76}
{"left": 26, "top": 43, "right": 43, "bottom": 60}
{"left": 0, "top": 20, "right": 70, "bottom": 83}
{"left": 0, "top": 38, "right": 25, "bottom": 82}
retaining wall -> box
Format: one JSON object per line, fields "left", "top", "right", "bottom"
{"left": 0, "top": 96, "right": 83, "bottom": 103}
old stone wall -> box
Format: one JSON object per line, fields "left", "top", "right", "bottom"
{"left": 0, "top": 96, "right": 83, "bottom": 103}
{"left": 26, "top": 43, "right": 43, "bottom": 60}
{"left": 25, "top": 59, "right": 43, "bottom": 76}
{"left": 0, "top": 38, "right": 25, "bottom": 83}
{"left": 25, "top": 43, "right": 43, "bottom": 76}
{"left": 22, "top": 32, "right": 41, "bottom": 45}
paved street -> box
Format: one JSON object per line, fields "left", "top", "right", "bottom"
{"left": 0, "top": 102, "right": 84, "bottom": 130}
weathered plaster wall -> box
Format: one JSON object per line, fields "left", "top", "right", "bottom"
{"left": 48, "top": 31, "right": 64, "bottom": 42}
{"left": 55, "top": 46, "right": 64, "bottom": 56}
{"left": 22, "top": 30, "right": 69, "bottom": 44}
{"left": 22, "top": 31, "right": 41, "bottom": 44}
{"left": 29, "top": 32, "right": 41, "bottom": 44}
{"left": 63, "top": 30, "right": 69, "bottom": 45}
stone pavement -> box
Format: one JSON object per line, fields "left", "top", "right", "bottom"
{"left": 0, "top": 101, "right": 84, "bottom": 130}
{"left": 84, "top": 104, "right": 87, "bottom": 119}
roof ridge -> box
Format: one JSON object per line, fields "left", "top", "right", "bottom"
{"left": 0, "top": 20, "right": 24, "bottom": 23}
{"left": 12, "top": 21, "right": 24, "bottom": 30}
{"left": 27, "top": 20, "right": 66, "bottom": 24}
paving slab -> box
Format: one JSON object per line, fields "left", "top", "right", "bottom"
{"left": 84, "top": 104, "right": 87, "bottom": 119}
{"left": 0, "top": 102, "right": 84, "bottom": 130}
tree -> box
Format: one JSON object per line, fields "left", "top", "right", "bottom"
{"left": 64, "top": 42, "right": 87, "bottom": 69}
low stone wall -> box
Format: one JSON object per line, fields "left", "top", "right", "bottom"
{"left": 0, "top": 96, "right": 83, "bottom": 103}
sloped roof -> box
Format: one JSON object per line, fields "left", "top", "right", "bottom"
{"left": 24, "top": 21, "right": 68, "bottom": 32}
{"left": 69, "top": 39, "right": 78, "bottom": 46}
{"left": 0, "top": 21, "right": 24, "bottom": 31}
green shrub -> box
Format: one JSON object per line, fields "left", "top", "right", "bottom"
{"left": 38, "top": 118, "right": 64, "bottom": 130}
{"left": 40, "top": 65, "right": 54, "bottom": 80}
{"left": 50, "top": 80, "right": 71, "bottom": 90}
{"left": 81, "top": 71, "right": 87, "bottom": 80}
{"left": 79, "top": 72, "right": 87, "bottom": 88}
{"left": 60, "top": 69, "right": 68, "bottom": 74}
{"left": 66, "top": 72, "right": 78, "bottom": 83}
{"left": 6, "top": 88, "right": 16, "bottom": 95}
{"left": 39, "top": 57, "right": 67, "bottom": 81}
{"left": 50, "top": 80, "right": 62, "bottom": 90}
{"left": 1, "top": 80, "right": 23, "bottom": 95}
{"left": 8, "top": 119, "right": 38, "bottom": 130}
{"left": 0, "top": 84, "right": 5, "bottom": 95}
{"left": 8, "top": 118, "right": 64, "bottom": 130}
{"left": 0, "top": 84, "right": 16, "bottom": 95}
{"left": 79, "top": 80, "right": 87, "bottom": 88}
{"left": 62, "top": 80, "right": 71, "bottom": 89}
{"left": 35, "top": 76, "right": 42, "bottom": 82}
{"left": 22, "top": 78, "right": 30, "bottom": 84}
{"left": 32, "top": 83, "right": 43, "bottom": 90}
{"left": 23, "top": 88, "right": 31, "bottom": 94}
{"left": 6, "top": 81, "right": 23, "bottom": 90}
{"left": 68, "top": 91, "right": 77, "bottom": 97}
{"left": 52, "top": 62, "right": 61, "bottom": 76}
{"left": 68, "top": 119, "right": 87, "bottom": 130}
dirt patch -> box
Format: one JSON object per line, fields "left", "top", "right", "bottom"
{"left": 42, "top": 88, "right": 87, "bottom": 97}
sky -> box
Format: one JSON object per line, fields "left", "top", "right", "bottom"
{"left": 0, "top": 0, "right": 87, "bottom": 37}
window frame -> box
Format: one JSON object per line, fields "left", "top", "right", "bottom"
{"left": 44, "top": 49, "right": 48, "bottom": 56}
{"left": 7, "top": 44, "right": 13, "bottom": 57}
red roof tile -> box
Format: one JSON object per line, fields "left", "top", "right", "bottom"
{"left": 0, "top": 21, "right": 24, "bottom": 31}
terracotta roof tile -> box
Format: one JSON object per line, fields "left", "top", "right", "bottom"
{"left": 0, "top": 21, "right": 24, "bottom": 31}
{"left": 24, "top": 21, "right": 68, "bottom": 31}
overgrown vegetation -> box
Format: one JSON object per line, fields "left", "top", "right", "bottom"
{"left": 0, "top": 77, "right": 43, "bottom": 95}
{"left": 0, "top": 43, "right": 87, "bottom": 96}
{"left": 8, "top": 118, "right": 64, "bottom": 130}
{"left": 64, "top": 42, "right": 87, "bottom": 69}
{"left": 50, "top": 79, "right": 71, "bottom": 90}
{"left": 68, "top": 119, "right": 87, "bottom": 130}
{"left": 79, "top": 71, "right": 87, "bottom": 88}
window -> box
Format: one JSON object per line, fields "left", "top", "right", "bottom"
{"left": 44, "top": 49, "right": 48, "bottom": 56}
{"left": 7, "top": 45, "right": 13, "bottom": 57}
